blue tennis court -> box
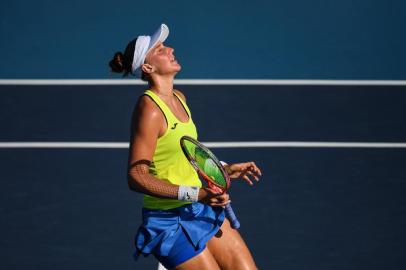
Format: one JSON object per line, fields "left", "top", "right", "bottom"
{"left": 1, "top": 82, "right": 405, "bottom": 269}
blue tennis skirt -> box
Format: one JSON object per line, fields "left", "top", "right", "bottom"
{"left": 134, "top": 202, "right": 225, "bottom": 266}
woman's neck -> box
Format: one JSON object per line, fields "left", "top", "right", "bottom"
{"left": 149, "top": 75, "right": 174, "bottom": 97}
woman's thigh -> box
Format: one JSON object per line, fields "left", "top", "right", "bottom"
{"left": 207, "top": 218, "right": 258, "bottom": 270}
{"left": 174, "top": 247, "right": 220, "bottom": 270}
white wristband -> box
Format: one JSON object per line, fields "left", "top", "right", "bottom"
{"left": 178, "top": 186, "right": 199, "bottom": 202}
{"left": 220, "top": 161, "right": 228, "bottom": 166}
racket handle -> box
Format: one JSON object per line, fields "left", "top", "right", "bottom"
{"left": 224, "top": 203, "right": 240, "bottom": 229}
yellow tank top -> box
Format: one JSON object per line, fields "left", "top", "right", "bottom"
{"left": 142, "top": 90, "right": 202, "bottom": 210}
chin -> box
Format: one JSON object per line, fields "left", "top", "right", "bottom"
{"left": 173, "top": 64, "right": 182, "bottom": 72}
{"left": 164, "top": 63, "right": 181, "bottom": 76}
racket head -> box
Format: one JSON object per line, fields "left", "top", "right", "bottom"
{"left": 180, "top": 136, "right": 230, "bottom": 191}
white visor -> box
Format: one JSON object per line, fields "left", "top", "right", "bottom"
{"left": 131, "top": 24, "right": 169, "bottom": 77}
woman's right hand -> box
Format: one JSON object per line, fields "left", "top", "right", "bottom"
{"left": 198, "top": 187, "right": 230, "bottom": 207}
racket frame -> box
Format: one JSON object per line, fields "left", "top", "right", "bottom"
{"left": 180, "top": 135, "right": 241, "bottom": 229}
{"left": 180, "top": 136, "right": 231, "bottom": 192}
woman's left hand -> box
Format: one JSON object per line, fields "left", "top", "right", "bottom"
{"left": 224, "top": 162, "right": 262, "bottom": 185}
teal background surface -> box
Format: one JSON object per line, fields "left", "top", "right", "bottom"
{"left": 1, "top": 0, "right": 405, "bottom": 79}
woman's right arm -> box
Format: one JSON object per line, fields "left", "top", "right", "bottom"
{"left": 127, "top": 96, "right": 180, "bottom": 199}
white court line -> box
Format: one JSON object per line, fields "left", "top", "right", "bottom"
{"left": 1, "top": 79, "right": 406, "bottom": 86}
{"left": 0, "top": 142, "right": 406, "bottom": 149}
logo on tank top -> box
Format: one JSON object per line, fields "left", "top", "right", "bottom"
{"left": 171, "top": 123, "right": 178, "bottom": 129}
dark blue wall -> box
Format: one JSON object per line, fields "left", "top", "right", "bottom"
{"left": 1, "top": 0, "right": 405, "bottom": 79}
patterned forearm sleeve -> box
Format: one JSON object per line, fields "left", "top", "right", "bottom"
{"left": 127, "top": 161, "right": 179, "bottom": 199}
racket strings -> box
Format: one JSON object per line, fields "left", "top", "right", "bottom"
{"left": 183, "top": 140, "right": 228, "bottom": 189}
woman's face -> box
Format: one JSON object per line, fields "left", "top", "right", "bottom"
{"left": 144, "top": 42, "right": 181, "bottom": 76}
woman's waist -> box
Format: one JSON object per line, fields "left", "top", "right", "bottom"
{"left": 142, "top": 196, "right": 191, "bottom": 210}
{"left": 141, "top": 202, "right": 214, "bottom": 219}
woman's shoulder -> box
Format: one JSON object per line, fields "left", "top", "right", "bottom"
{"left": 134, "top": 94, "right": 165, "bottom": 121}
{"left": 174, "top": 89, "right": 186, "bottom": 101}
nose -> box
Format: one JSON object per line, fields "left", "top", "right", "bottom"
{"left": 167, "top": 47, "right": 174, "bottom": 55}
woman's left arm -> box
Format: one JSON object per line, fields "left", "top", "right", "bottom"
{"left": 224, "top": 162, "right": 262, "bottom": 185}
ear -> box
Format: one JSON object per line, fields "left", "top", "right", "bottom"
{"left": 141, "top": 63, "right": 154, "bottom": 74}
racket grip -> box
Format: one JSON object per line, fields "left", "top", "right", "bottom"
{"left": 224, "top": 203, "right": 240, "bottom": 229}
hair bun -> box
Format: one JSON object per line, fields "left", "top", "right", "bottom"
{"left": 109, "top": 52, "right": 126, "bottom": 73}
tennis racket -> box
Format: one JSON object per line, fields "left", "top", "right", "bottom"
{"left": 180, "top": 135, "right": 240, "bottom": 229}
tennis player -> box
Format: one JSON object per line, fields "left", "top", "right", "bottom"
{"left": 109, "top": 24, "right": 262, "bottom": 270}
